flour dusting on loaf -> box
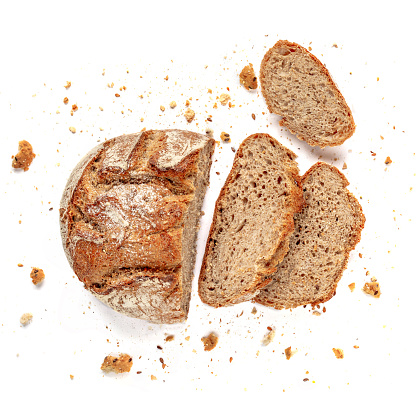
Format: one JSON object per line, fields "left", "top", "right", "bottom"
{"left": 60, "top": 130, "right": 215, "bottom": 324}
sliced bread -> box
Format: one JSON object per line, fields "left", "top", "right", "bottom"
{"left": 255, "top": 162, "right": 365, "bottom": 309}
{"left": 260, "top": 40, "right": 355, "bottom": 148}
{"left": 198, "top": 133, "right": 303, "bottom": 307}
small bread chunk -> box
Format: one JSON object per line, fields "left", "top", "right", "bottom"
{"left": 199, "top": 134, "right": 303, "bottom": 307}
{"left": 363, "top": 281, "right": 381, "bottom": 298}
{"left": 20, "top": 313, "right": 33, "bottom": 326}
{"left": 101, "top": 353, "right": 133, "bottom": 373}
{"left": 201, "top": 333, "right": 218, "bottom": 351}
{"left": 240, "top": 63, "right": 258, "bottom": 90}
{"left": 12, "top": 140, "right": 36, "bottom": 171}
{"left": 30, "top": 267, "right": 45, "bottom": 285}
{"left": 332, "top": 348, "right": 344, "bottom": 359}
{"left": 285, "top": 346, "right": 293, "bottom": 360}
{"left": 260, "top": 40, "right": 355, "bottom": 148}
{"left": 255, "top": 162, "right": 365, "bottom": 309}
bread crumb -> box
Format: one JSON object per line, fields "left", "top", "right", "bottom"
{"left": 332, "top": 43, "right": 338, "bottom": 48}
{"left": 64, "top": 81, "right": 71, "bottom": 89}
{"left": 363, "top": 281, "right": 381, "bottom": 298}
{"left": 252, "top": 113, "right": 256, "bottom": 120}
{"left": 342, "top": 162, "right": 347, "bottom": 170}
{"left": 201, "top": 333, "right": 218, "bottom": 351}
{"left": 353, "top": 345, "right": 359, "bottom": 349}
{"left": 69, "top": 374, "right": 74, "bottom": 380}
{"left": 332, "top": 348, "right": 344, "bottom": 359}
{"left": 63, "top": 97, "right": 69, "bottom": 104}
{"left": 185, "top": 336, "right": 190, "bottom": 341}
{"left": 251, "top": 307, "right": 257, "bottom": 314}
{"left": 169, "top": 101, "right": 177, "bottom": 109}
{"left": 285, "top": 346, "right": 293, "bottom": 360}
{"left": 219, "top": 93, "right": 231, "bottom": 106}
{"left": 205, "top": 127, "right": 214, "bottom": 138}
{"left": 69, "top": 127, "right": 76, "bottom": 134}
{"left": 312, "top": 311, "right": 321, "bottom": 316}
{"left": 239, "top": 63, "right": 258, "bottom": 90}
{"left": 115, "top": 93, "right": 120, "bottom": 97}
{"left": 151, "top": 375, "right": 157, "bottom": 380}
{"left": 184, "top": 108, "right": 195, "bottom": 123}
{"left": 348, "top": 282, "right": 356, "bottom": 292}
{"left": 262, "top": 328, "right": 275, "bottom": 346}
{"left": 101, "top": 353, "right": 133, "bottom": 373}
{"left": 385, "top": 156, "right": 392, "bottom": 165}
{"left": 17, "top": 263, "right": 24, "bottom": 267}
{"left": 12, "top": 140, "right": 36, "bottom": 172}
{"left": 72, "top": 104, "right": 78, "bottom": 112}
{"left": 220, "top": 132, "right": 230, "bottom": 142}
{"left": 107, "top": 82, "right": 114, "bottom": 88}
{"left": 160, "top": 105, "right": 165, "bottom": 112}
{"left": 165, "top": 335, "right": 174, "bottom": 342}
{"left": 30, "top": 267, "right": 45, "bottom": 285}
{"left": 20, "top": 313, "right": 33, "bottom": 326}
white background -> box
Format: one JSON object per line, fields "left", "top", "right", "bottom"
{"left": 1, "top": 0, "right": 415, "bottom": 413}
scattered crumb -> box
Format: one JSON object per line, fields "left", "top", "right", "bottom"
{"left": 220, "top": 132, "right": 230, "bottom": 142}
{"left": 30, "top": 267, "right": 45, "bottom": 286}
{"left": 20, "top": 313, "right": 33, "bottom": 326}
{"left": 185, "top": 336, "right": 190, "bottom": 341}
{"left": 63, "top": 97, "right": 69, "bottom": 104}
{"left": 285, "top": 347, "right": 293, "bottom": 360}
{"left": 64, "top": 81, "right": 71, "bottom": 89}
{"left": 385, "top": 156, "right": 392, "bottom": 165}
{"left": 380, "top": 135, "right": 384, "bottom": 140}
{"left": 332, "top": 348, "right": 344, "bottom": 359}
{"left": 251, "top": 307, "right": 257, "bottom": 314}
{"left": 353, "top": 345, "right": 359, "bottom": 349}
{"left": 165, "top": 335, "right": 175, "bottom": 342}
{"left": 252, "top": 113, "right": 256, "bottom": 120}
{"left": 151, "top": 375, "right": 157, "bottom": 381}
{"left": 160, "top": 105, "right": 165, "bottom": 112}
{"left": 363, "top": 281, "right": 381, "bottom": 298}
{"left": 332, "top": 43, "right": 338, "bottom": 48}
{"left": 205, "top": 127, "right": 214, "bottom": 138}
{"left": 342, "top": 162, "right": 347, "bottom": 170}
{"left": 107, "top": 82, "right": 114, "bottom": 88}
{"left": 101, "top": 353, "right": 133, "bottom": 374}
{"left": 169, "top": 101, "right": 177, "bottom": 109}
{"left": 219, "top": 93, "right": 231, "bottom": 106}
{"left": 239, "top": 63, "right": 258, "bottom": 90}
{"left": 99, "top": 106, "right": 104, "bottom": 111}
{"left": 312, "top": 311, "right": 321, "bottom": 316}
{"left": 231, "top": 147, "right": 236, "bottom": 153}
{"left": 12, "top": 140, "right": 36, "bottom": 172}
{"left": 69, "top": 127, "right": 76, "bottom": 134}
{"left": 201, "top": 333, "right": 218, "bottom": 351}
{"left": 262, "top": 328, "right": 276, "bottom": 346}
{"left": 69, "top": 375, "right": 74, "bottom": 380}
{"left": 348, "top": 282, "right": 356, "bottom": 292}
{"left": 17, "top": 263, "right": 24, "bottom": 267}
{"left": 184, "top": 108, "right": 195, "bottom": 123}
{"left": 72, "top": 104, "right": 78, "bottom": 112}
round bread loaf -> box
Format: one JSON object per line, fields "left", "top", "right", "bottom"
{"left": 60, "top": 130, "right": 215, "bottom": 324}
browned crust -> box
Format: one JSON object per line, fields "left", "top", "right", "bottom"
{"left": 60, "top": 130, "right": 215, "bottom": 324}
{"left": 255, "top": 161, "right": 366, "bottom": 309}
{"left": 198, "top": 133, "right": 303, "bottom": 307}
{"left": 260, "top": 40, "right": 356, "bottom": 148}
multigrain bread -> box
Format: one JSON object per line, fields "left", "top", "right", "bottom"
{"left": 255, "top": 162, "right": 365, "bottom": 309}
{"left": 60, "top": 130, "right": 215, "bottom": 324}
{"left": 198, "top": 133, "right": 303, "bottom": 307}
{"left": 260, "top": 40, "right": 355, "bottom": 148}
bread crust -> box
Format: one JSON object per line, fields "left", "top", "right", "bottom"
{"left": 60, "top": 130, "right": 214, "bottom": 324}
{"left": 260, "top": 40, "right": 356, "bottom": 148}
{"left": 198, "top": 133, "right": 303, "bottom": 307}
{"left": 254, "top": 162, "right": 365, "bottom": 309}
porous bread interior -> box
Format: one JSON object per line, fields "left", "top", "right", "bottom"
{"left": 261, "top": 43, "right": 354, "bottom": 147}
{"left": 255, "top": 163, "right": 364, "bottom": 309}
{"left": 180, "top": 142, "right": 213, "bottom": 315}
{"left": 200, "top": 135, "right": 301, "bottom": 307}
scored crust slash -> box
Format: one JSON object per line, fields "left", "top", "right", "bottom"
{"left": 60, "top": 130, "right": 215, "bottom": 324}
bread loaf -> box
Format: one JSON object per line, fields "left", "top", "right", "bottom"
{"left": 198, "top": 133, "right": 303, "bottom": 307}
{"left": 60, "top": 130, "right": 215, "bottom": 324}
{"left": 255, "top": 162, "right": 365, "bottom": 309}
{"left": 260, "top": 40, "right": 355, "bottom": 148}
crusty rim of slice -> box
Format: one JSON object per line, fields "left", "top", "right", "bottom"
{"left": 198, "top": 133, "right": 303, "bottom": 307}
{"left": 260, "top": 40, "right": 356, "bottom": 148}
{"left": 255, "top": 161, "right": 366, "bottom": 309}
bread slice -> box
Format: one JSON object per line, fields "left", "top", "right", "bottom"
{"left": 198, "top": 133, "right": 303, "bottom": 307}
{"left": 260, "top": 40, "right": 355, "bottom": 148}
{"left": 254, "top": 162, "right": 365, "bottom": 309}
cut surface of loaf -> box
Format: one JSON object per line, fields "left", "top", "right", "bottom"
{"left": 255, "top": 162, "right": 365, "bottom": 309}
{"left": 260, "top": 40, "right": 355, "bottom": 148}
{"left": 60, "top": 130, "right": 215, "bottom": 324}
{"left": 199, "top": 133, "right": 303, "bottom": 307}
